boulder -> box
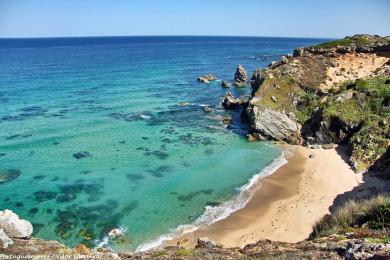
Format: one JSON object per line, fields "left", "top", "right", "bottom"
{"left": 222, "top": 92, "right": 248, "bottom": 109}
{"left": 198, "top": 74, "right": 218, "bottom": 83}
{"left": 221, "top": 80, "right": 231, "bottom": 88}
{"left": 0, "top": 228, "right": 13, "bottom": 248}
{"left": 0, "top": 210, "right": 33, "bottom": 238}
{"left": 196, "top": 237, "right": 223, "bottom": 249}
{"left": 234, "top": 64, "right": 248, "bottom": 87}
{"left": 247, "top": 105, "right": 301, "bottom": 144}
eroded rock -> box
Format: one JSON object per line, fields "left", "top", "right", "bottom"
{"left": 234, "top": 64, "right": 248, "bottom": 86}
{"left": 198, "top": 74, "right": 217, "bottom": 83}
{"left": 247, "top": 105, "right": 301, "bottom": 144}
{"left": 222, "top": 92, "right": 248, "bottom": 109}
{"left": 0, "top": 210, "right": 33, "bottom": 238}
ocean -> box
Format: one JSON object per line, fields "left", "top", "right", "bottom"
{"left": 0, "top": 36, "right": 326, "bottom": 251}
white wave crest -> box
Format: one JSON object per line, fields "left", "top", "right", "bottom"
{"left": 136, "top": 153, "right": 287, "bottom": 252}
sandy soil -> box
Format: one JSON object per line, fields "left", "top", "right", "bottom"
{"left": 165, "top": 145, "right": 365, "bottom": 248}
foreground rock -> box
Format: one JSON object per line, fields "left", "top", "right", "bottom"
{"left": 0, "top": 210, "right": 120, "bottom": 259}
{"left": 2, "top": 210, "right": 390, "bottom": 259}
{"left": 234, "top": 64, "right": 248, "bottom": 86}
{"left": 0, "top": 209, "right": 33, "bottom": 238}
{"left": 126, "top": 237, "right": 390, "bottom": 259}
{"left": 197, "top": 73, "right": 217, "bottom": 83}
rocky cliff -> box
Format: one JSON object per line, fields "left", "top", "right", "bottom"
{"left": 246, "top": 34, "right": 390, "bottom": 173}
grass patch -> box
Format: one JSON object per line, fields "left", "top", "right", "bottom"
{"left": 310, "top": 195, "right": 390, "bottom": 239}
{"left": 175, "top": 249, "right": 194, "bottom": 256}
{"left": 313, "top": 36, "right": 370, "bottom": 49}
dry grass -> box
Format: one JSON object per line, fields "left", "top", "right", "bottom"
{"left": 310, "top": 194, "right": 390, "bottom": 239}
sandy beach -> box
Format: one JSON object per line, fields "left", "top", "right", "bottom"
{"left": 165, "top": 145, "right": 364, "bottom": 248}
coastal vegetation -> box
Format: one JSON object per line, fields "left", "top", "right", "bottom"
{"left": 311, "top": 195, "right": 390, "bottom": 243}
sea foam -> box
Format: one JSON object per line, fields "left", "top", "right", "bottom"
{"left": 136, "top": 153, "right": 288, "bottom": 252}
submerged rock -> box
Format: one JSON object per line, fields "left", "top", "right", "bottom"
{"left": 221, "top": 80, "right": 231, "bottom": 88}
{"left": 197, "top": 74, "right": 218, "bottom": 83}
{"left": 0, "top": 169, "right": 21, "bottom": 184}
{"left": 0, "top": 209, "right": 33, "bottom": 238}
{"left": 72, "top": 151, "right": 92, "bottom": 160}
{"left": 234, "top": 64, "right": 248, "bottom": 87}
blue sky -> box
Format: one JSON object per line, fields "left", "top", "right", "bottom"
{"left": 0, "top": 0, "right": 389, "bottom": 38}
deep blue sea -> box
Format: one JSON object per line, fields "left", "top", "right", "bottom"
{"left": 0, "top": 36, "right": 326, "bottom": 251}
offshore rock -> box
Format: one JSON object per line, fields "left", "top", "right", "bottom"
{"left": 0, "top": 209, "right": 33, "bottom": 238}
{"left": 222, "top": 92, "right": 248, "bottom": 109}
{"left": 198, "top": 74, "right": 217, "bottom": 83}
{"left": 234, "top": 64, "right": 248, "bottom": 86}
{"left": 221, "top": 80, "right": 231, "bottom": 88}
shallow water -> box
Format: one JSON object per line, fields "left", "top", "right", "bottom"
{"left": 0, "top": 36, "right": 325, "bottom": 251}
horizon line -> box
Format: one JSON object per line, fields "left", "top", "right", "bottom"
{"left": 0, "top": 34, "right": 337, "bottom": 40}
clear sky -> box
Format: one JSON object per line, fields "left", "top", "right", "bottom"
{"left": 0, "top": 0, "right": 389, "bottom": 38}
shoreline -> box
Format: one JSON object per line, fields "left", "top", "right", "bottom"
{"left": 135, "top": 146, "right": 288, "bottom": 252}
{"left": 161, "top": 145, "right": 363, "bottom": 249}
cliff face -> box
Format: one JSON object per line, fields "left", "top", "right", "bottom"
{"left": 247, "top": 34, "right": 390, "bottom": 173}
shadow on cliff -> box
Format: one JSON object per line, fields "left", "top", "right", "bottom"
{"left": 226, "top": 106, "right": 250, "bottom": 136}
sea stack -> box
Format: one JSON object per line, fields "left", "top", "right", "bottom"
{"left": 234, "top": 64, "right": 248, "bottom": 87}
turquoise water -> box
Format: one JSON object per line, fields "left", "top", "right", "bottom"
{"left": 0, "top": 36, "right": 325, "bottom": 251}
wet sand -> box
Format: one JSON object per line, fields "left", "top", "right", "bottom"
{"left": 165, "top": 145, "right": 363, "bottom": 248}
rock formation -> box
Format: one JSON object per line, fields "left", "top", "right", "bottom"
{"left": 0, "top": 210, "right": 120, "bottom": 259}
{"left": 234, "top": 64, "right": 248, "bottom": 86}
{"left": 221, "top": 92, "right": 248, "bottom": 109}
{"left": 245, "top": 34, "right": 390, "bottom": 173}
{"left": 221, "top": 80, "right": 231, "bottom": 88}
{"left": 0, "top": 210, "right": 33, "bottom": 239}
{"left": 197, "top": 74, "right": 218, "bottom": 84}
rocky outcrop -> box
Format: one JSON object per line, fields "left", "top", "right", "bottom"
{"left": 245, "top": 34, "right": 390, "bottom": 173}
{"left": 197, "top": 74, "right": 218, "bottom": 84}
{"left": 0, "top": 210, "right": 120, "bottom": 259}
{"left": 0, "top": 209, "right": 33, "bottom": 239}
{"left": 195, "top": 237, "right": 223, "bottom": 249}
{"left": 221, "top": 92, "right": 248, "bottom": 109}
{"left": 247, "top": 102, "right": 301, "bottom": 144}
{"left": 221, "top": 80, "right": 231, "bottom": 88}
{"left": 293, "top": 34, "right": 390, "bottom": 57}
{"left": 0, "top": 229, "right": 13, "bottom": 248}
{"left": 2, "top": 211, "right": 390, "bottom": 259}
{"left": 234, "top": 64, "right": 248, "bottom": 86}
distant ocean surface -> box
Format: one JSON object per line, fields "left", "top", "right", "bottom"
{"left": 0, "top": 36, "right": 326, "bottom": 251}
